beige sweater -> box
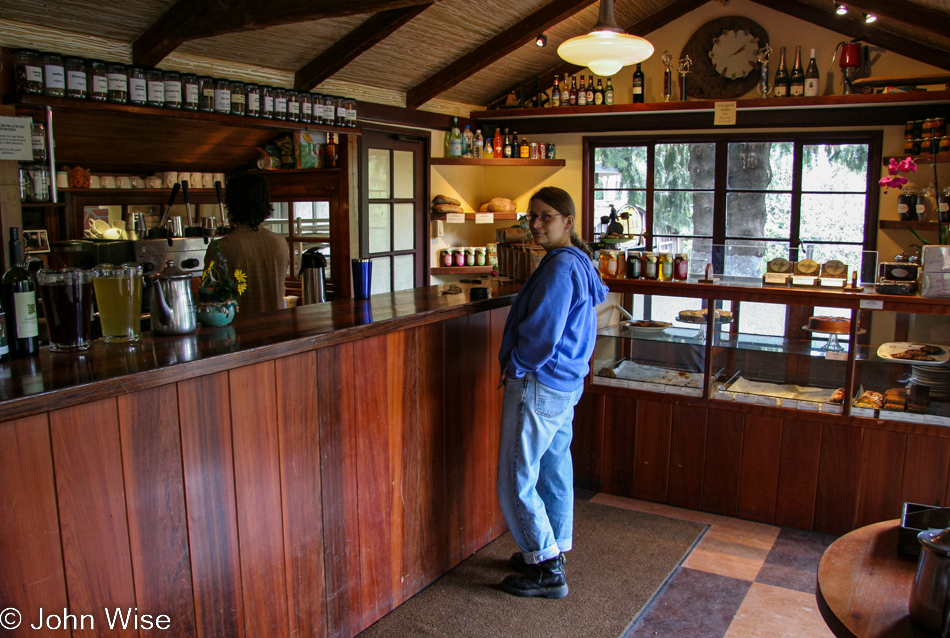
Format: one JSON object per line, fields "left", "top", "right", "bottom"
{"left": 204, "top": 225, "right": 290, "bottom": 316}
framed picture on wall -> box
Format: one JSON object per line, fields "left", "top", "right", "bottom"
{"left": 23, "top": 229, "right": 50, "bottom": 253}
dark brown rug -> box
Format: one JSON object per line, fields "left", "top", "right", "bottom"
{"left": 357, "top": 499, "right": 707, "bottom": 638}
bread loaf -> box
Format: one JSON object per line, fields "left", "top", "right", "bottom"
{"left": 488, "top": 197, "right": 516, "bottom": 212}
{"left": 433, "top": 203, "right": 463, "bottom": 213}
{"left": 432, "top": 194, "right": 461, "bottom": 206}
{"left": 480, "top": 202, "right": 491, "bottom": 212}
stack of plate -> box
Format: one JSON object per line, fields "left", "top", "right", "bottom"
{"left": 910, "top": 365, "right": 950, "bottom": 398}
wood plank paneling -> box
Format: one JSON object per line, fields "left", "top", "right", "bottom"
{"left": 854, "top": 429, "right": 907, "bottom": 528}
{"left": 702, "top": 409, "right": 744, "bottom": 517}
{"left": 275, "top": 352, "right": 328, "bottom": 638}
{"left": 738, "top": 416, "right": 783, "bottom": 524}
{"left": 601, "top": 395, "right": 638, "bottom": 497}
{"left": 116, "top": 386, "right": 197, "bottom": 637}
{"left": 815, "top": 423, "right": 864, "bottom": 536}
{"left": 417, "top": 322, "right": 448, "bottom": 586}
{"left": 354, "top": 335, "right": 394, "bottom": 628}
{"left": 177, "top": 373, "right": 245, "bottom": 638}
{"left": 229, "top": 363, "right": 290, "bottom": 637}
{"left": 0, "top": 414, "right": 68, "bottom": 636}
{"left": 317, "top": 344, "right": 362, "bottom": 638}
{"left": 572, "top": 391, "right": 604, "bottom": 491}
{"left": 775, "top": 418, "right": 822, "bottom": 530}
{"left": 668, "top": 405, "right": 708, "bottom": 511}
{"left": 903, "top": 434, "right": 950, "bottom": 508}
{"left": 49, "top": 399, "right": 136, "bottom": 638}
{"left": 489, "top": 307, "right": 509, "bottom": 535}
{"left": 633, "top": 400, "right": 672, "bottom": 503}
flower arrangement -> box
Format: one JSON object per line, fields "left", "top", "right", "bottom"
{"left": 199, "top": 239, "right": 247, "bottom": 306}
{"left": 879, "top": 156, "right": 917, "bottom": 192}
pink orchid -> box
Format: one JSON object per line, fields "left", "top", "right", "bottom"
{"left": 881, "top": 157, "right": 918, "bottom": 191}
{"left": 897, "top": 157, "right": 917, "bottom": 173}
{"left": 879, "top": 175, "right": 909, "bottom": 191}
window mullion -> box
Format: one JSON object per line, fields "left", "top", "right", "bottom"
{"left": 646, "top": 143, "right": 655, "bottom": 251}
{"left": 789, "top": 141, "right": 804, "bottom": 262}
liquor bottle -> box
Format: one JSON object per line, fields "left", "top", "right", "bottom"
{"left": 473, "top": 129, "right": 484, "bottom": 158}
{"left": 632, "top": 64, "right": 645, "bottom": 103}
{"left": 1, "top": 228, "right": 39, "bottom": 358}
{"left": 503, "top": 130, "right": 514, "bottom": 158}
{"left": 461, "top": 125, "right": 473, "bottom": 157}
{"left": 594, "top": 78, "right": 604, "bottom": 105}
{"left": 569, "top": 75, "right": 578, "bottom": 106}
{"left": 493, "top": 127, "right": 503, "bottom": 157}
{"left": 323, "top": 132, "right": 338, "bottom": 168}
{"left": 551, "top": 74, "right": 560, "bottom": 107}
{"left": 586, "top": 77, "right": 595, "bottom": 105}
{"left": 789, "top": 46, "right": 805, "bottom": 96}
{"left": 804, "top": 48, "right": 820, "bottom": 97}
{"left": 447, "top": 117, "right": 462, "bottom": 157}
{"left": 577, "top": 75, "right": 587, "bottom": 106}
{"left": 519, "top": 137, "right": 529, "bottom": 158}
{"left": 0, "top": 303, "right": 7, "bottom": 362}
{"left": 605, "top": 77, "right": 614, "bottom": 105}
{"left": 773, "top": 47, "right": 790, "bottom": 98}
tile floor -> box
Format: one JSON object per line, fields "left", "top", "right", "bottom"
{"left": 586, "top": 493, "right": 839, "bottom": 638}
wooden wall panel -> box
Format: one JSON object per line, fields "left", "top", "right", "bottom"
{"left": 633, "top": 400, "right": 672, "bottom": 503}
{"left": 116, "top": 386, "right": 196, "bottom": 637}
{"left": 275, "top": 352, "right": 328, "bottom": 638}
{"left": 601, "top": 395, "right": 638, "bottom": 497}
{"left": 0, "top": 414, "right": 68, "bottom": 637}
{"left": 854, "top": 429, "right": 907, "bottom": 528}
{"left": 738, "top": 416, "right": 783, "bottom": 524}
{"left": 774, "top": 418, "right": 822, "bottom": 530}
{"left": 702, "top": 409, "right": 744, "bottom": 517}
{"left": 814, "top": 423, "right": 864, "bottom": 536}
{"left": 177, "top": 373, "right": 245, "bottom": 638}
{"left": 572, "top": 392, "right": 604, "bottom": 491}
{"left": 354, "top": 335, "right": 394, "bottom": 628}
{"left": 489, "top": 307, "right": 508, "bottom": 535}
{"left": 668, "top": 405, "right": 707, "bottom": 511}
{"left": 229, "top": 363, "right": 290, "bottom": 637}
{"left": 49, "top": 399, "right": 136, "bottom": 638}
{"left": 903, "top": 434, "right": 950, "bottom": 508}
{"left": 417, "top": 322, "right": 448, "bottom": 586}
{"left": 317, "top": 343, "right": 362, "bottom": 638}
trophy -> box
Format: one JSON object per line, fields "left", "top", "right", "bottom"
{"left": 678, "top": 55, "right": 692, "bottom": 101}
{"left": 757, "top": 44, "right": 772, "bottom": 99}
{"left": 662, "top": 51, "right": 673, "bottom": 102}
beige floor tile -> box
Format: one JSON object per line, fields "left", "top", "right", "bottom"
{"left": 723, "top": 582, "right": 836, "bottom": 638}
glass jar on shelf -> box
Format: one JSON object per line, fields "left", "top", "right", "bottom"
{"left": 13, "top": 49, "right": 43, "bottom": 95}
{"left": 898, "top": 185, "right": 922, "bottom": 221}
{"left": 64, "top": 56, "right": 87, "bottom": 99}
{"left": 163, "top": 71, "right": 182, "bottom": 109}
{"left": 106, "top": 63, "right": 128, "bottom": 103}
{"left": 287, "top": 90, "right": 300, "bottom": 122}
{"left": 345, "top": 98, "right": 357, "bottom": 127}
{"left": 128, "top": 66, "right": 147, "bottom": 105}
{"left": 261, "top": 86, "right": 275, "bottom": 119}
{"left": 323, "top": 94, "right": 336, "bottom": 125}
{"left": 213, "top": 79, "right": 231, "bottom": 114}
{"left": 145, "top": 68, "right": 165, "bottom": 107}
{"left": 197, "top": 76, "right": 215, "bottom": 112}
{"left": 299, "top": 92, "right": 312, "bottom": 123}
{"left": 229, "top": 81, "right": 246, "bottom": 116}
{"left": 40, "top": 52, "right": 65, "bottom": 97}
{"left": 274, "top": 88, "right": 288, "bottom": 121}
{"left": 336, "top": 97, "right": 347, "bottom": 127}
{"left": 245, "top": 83, "right": 260, "bottom": 117}
{"left": 31, "top": 121, "right": 46, "bottom": 162}
{"left": 181, "top": 74, "right": 199, "bottom": 110}
{"left": 88, "top": 60, "right": 108, "bottom": 102}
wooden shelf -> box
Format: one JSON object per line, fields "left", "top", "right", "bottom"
{"left": 879, "top": 219, "right": 942, "bottom": 230}
{"left": 431, "top": 158, "right": 564, "bottom": 167}
{"left": 21, "top": 201, "right": 67, "bottom": 208}
{"left": 430, "top": 266, "right": 493, "bottom": 275}
{"left": 883, "top": 152, "right": 950, "bottom": 164}
{"left": 429, "top": 212, "right": 519, "bottom": 220}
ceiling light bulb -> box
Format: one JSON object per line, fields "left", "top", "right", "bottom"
{"left": 835, "top": 3, "right": 847, "bottom": 15}
{"left": 557, "top": 0, "right": 654, "bottom": 76}
{"left": 864, "top": 12, "right": 877, "bottom": 23}
{"left": 536, "top": 34, "right": 547, "bottom": 47}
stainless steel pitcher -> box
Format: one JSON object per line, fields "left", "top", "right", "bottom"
{"left": 910, "top": 527, "right": 950, "bottom": 636}
{"left": 150, "top": 259, "right": 197, "bottom": 335}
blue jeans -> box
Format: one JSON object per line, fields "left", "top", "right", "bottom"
{"left": 497, "top": 373, "right": 583, "bottom": 565}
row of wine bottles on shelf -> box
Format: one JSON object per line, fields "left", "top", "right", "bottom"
{"left": 445, "top": 118, "right": 556, "bottom": 159}
{"left": 549, "top": 73, "right": 618, "bottom": 107}
{"left": 772, "top": 46, "right": 821, "bottom": 98}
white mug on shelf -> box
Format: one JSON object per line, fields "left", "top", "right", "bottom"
{"left": 89, "top": 175, "right": 101, "bottom": 188}
{"left": 131, "top": 177, "right": 145, "bottom": 188}
{"left": 212, "top": 172, "right": 225, "bottom": 187}
{"left": 202, "top": 173, "right": 214, "bottom": 189}
{"left": 190, "top": 172, "right": 204, "bottom": 188}
{"left": 116, "top": 176, "right": 132, "bottom": 189}
{"left": 163, "top": 171, "right": 178, "bottom": 188}
{"left": 55, "top": 171, "right": 69, "bottom": 188}
{"left": 100, "top": 176, "right": 116, "bottom": 189}
{"left": 146, "top": 176, "right": 162, "bottom": 188}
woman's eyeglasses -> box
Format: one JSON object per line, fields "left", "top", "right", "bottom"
{"left": 525, "top": 212, "right": 563, "bottom": 223}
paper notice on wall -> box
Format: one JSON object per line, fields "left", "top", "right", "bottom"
{"left": 0, "top": 116, "right": 33, "bottom": 160}
{"left": 475, "top": 213, "right": 494, "bottom": 224}
{"left": 714, "top": 102, "right": 737, "bottom": 126}
{"left": 445, "top": 213, "right": 465, "bottom": 224}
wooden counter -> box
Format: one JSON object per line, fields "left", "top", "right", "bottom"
{"left": 0, "top": 282, "right": 517, "bottom": 638}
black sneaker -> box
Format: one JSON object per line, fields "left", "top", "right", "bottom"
{"left": 508, "top": 551, "right": 567, "bottom": 573}
{"left": 501, "top": 555, "right": 568, "bottom": 599}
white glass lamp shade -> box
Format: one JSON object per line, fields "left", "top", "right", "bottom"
{"left": 557, "top": 30, "right": 655, "bottom": 77}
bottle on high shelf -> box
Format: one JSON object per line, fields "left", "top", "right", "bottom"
{"left": 586, "top": 77, "right": 595, "bottom": 105}
{"left": 324, "top": 133, "right": 339, "bottom": 168}
{"left": 632, "top": 63, "right": 645, "bottom": 103}
{"left": 493, "top": 127, "right": 503, "bottom": 157}
{"left": 593, "top": 78, "right": 604, "bottom": 105}
{"left": 789, "top": 45, "right": 805, "bottom": 96}
{"left": 605, "top": 77, "right": 614, "bottom": 105}
{"left": 578, "top": 75, "right": 587, "bottom": 106}
{"left": 804, "top": 48, "right": 820, "bottom": 97}
{"left": 1, "top": 228, "right": 39, "bottom": 359}
{"left": 473, "top": 128, "right": 484, "bottom": 158}
{"left": 519, "top": 136, "right": 530, "bottom": 158}
{"left": 551, "top": 74, "right": 561, "bottom": 107}
{"left": 773, "top": 47, "right": 790, "bottom": 97}
{"left": 569, "top": 75, "right": 578, "bottom": 106}
{"left": 504, "top": 130, "right": 514, "bottom": 158}
{"left": 447, "top": 116, "right": 462, "bottom": 157}
{"left": 461, "top": 125, "right": 473, "bottom": 157}
{"left": 483, "top": 130, "right": 493, "bottom": 158}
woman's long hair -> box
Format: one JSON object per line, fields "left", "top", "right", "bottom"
{"left": 529, "top": 186, "right": 593, "bottom": 258}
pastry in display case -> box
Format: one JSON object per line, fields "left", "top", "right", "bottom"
{"left": 803, "top": 315, "right": 852, "bottom": 352}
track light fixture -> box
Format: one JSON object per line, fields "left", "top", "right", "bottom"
{"left": 834, "top": 3, "right": 847, "bottom": 15}
{"left": 864, "top": 12, "right": 877, "bottom": 23}
{"left": 536, "top": 33, "right": 547, "bottom": 47}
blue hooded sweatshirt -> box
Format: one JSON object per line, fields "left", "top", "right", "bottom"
{"left": 499, "top": 245, "right": 609, "bottom": 392}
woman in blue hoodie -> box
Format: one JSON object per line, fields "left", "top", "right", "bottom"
{"left": 497, "top": 186, "right": 608, "bottom": 599}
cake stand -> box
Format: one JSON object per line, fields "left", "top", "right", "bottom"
{"left": 677, "top": 314, "right": 732, "bottom": 341}
{"left": 802, "top": 326, "right": 850, "bottom": 352}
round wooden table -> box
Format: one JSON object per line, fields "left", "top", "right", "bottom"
{"left": 816, "top": 519, "right": 930, "bottom": 638}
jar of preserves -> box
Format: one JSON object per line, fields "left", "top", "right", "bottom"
{"left": 274, "top": 88, "right": 288, "bottom": 120}
{"left": 261, "top": 86, "right": 275, "bottom": 119}
{"left": 599, "top": 250, "right": 620, "bottom": 278}
{"left": 245, "top": 83, "right": 261, "bottom": 117}
{"left": 657, "top": 252, "right": 673, "bottom": 280}
{"left": 673, "top": 253, "right": 689, "bottom": 281}
{"left": 181, "top": 74, "right": 199, "bottom": 110}
{"left": 441, "top": 248, "right": 454, "bottom": 267}
{"left": 941, "top": 136, "right": 950, "bottom": 154}
{"left": 40, "top": 52, "right": 65, "bottom": 97}
{"left": 214, "top": 79, "right": 230, "bottom": 114}
{"left": 163, "top": 71, "right": 182, "bottom": 108}
{"left": 934, "top": 117, "right": 947, "bottom": 138}
{"left": 64, "top": 56, "right": 87, "bottom": 99}
{"left": 299, "top": 92, "right": 312, "bottom": 123}
{"left": 345, "top": 98, "right": 358, "bottom": 127}
{"left": 198, "top": 76, "right": 215, "bottom": 112}
{"left": 452, "top": 247, "right": 465, "bottom": 266}
{"left": 912, "top": 138, "right": 923, "bottom": 155}
{"left": 13, "top": 49, "right": 43, "bottom": 95}
{"left": 642, "top": 252, "right": 658, "bottom": 280}
{"left": 475, "top": 246, "right": 487, "bottom": 266}
{"left": 465, "top": 247, "right": 476, "bottom": 267}
{"left": 106, "top": 63, "right": 128, "bottom": 103}
{"left": 128, "top": 66, "right": 147, "bottom": 105}
{"left": 229, "top": 81, "right": 246, "bottom": 116}
{"left": 626, "top": 251, "right": 642, "bottom": 278}
{"left": 905, "top": 120, "right": 915, "bottom": 138}
{"left": 903, "top": 137, "right": 916, "bottom": 155}
{"left": 146, "top": 68, "right": 165, "bottom": 106}
{"left": 287, "top": 91, "right": 300, "bottom": 122}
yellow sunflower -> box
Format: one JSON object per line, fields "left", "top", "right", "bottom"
{"left": 234, "top": 269, "right": 247, "bottom": 283}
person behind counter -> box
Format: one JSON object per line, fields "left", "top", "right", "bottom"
{"left": 205, "top": 174, "right": 290, "bottom": 315}
{"left": 496, "top": 186, "right": 608, "bottom": 599}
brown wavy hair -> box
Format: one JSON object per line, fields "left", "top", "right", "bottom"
{"left": 225, "top": 173, "right": 274, "bottom": 230}
{"left": 528, "top": 186, "right": 593, "bottom": 258}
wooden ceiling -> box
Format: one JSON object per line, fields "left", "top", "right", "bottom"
{"left": 1, "top": 0, "right": 949, "bottom": 112}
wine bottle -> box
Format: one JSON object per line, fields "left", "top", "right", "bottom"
{"left": 773, "top": 47, "right": 790, "bottom": 98}
{"left": 585, "top": 77, "right": 594, "bottom": 105}
{"left": 804, "top": 48, "right": 820, "bottom": 97}
{"left": 605, "top": 77, "right": 614, "bottom": 105}
{"left": 1, "top": 228, "right": 39, "bottom": 358}
{"left": 632, "top": 64, "right": 645, "bottom": 103}
{"left": 569, "top": 75, "right": 578, "bottom": 106}
{"left": 0, "top": 305, "right": 8, "bottom": 362}
{"left": 790, "top": 45, "right": 805, "bottom": 96}
{"left": 551, "top": 74, "right": 560, "bottom": 107}
{"left": 578, "top": 75, "right": 587, "bottom": 106}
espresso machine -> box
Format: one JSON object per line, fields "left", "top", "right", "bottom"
{"left": 834, "top": 39, "right": 864, "bottom": 94}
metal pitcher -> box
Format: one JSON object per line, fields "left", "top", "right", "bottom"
{"left": 910, "top": 527, "right": 950, "bottom": 636}
{"left": 150, "top": 259, "right": 197, "bottom": 335}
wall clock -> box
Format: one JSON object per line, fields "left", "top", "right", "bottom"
{"left": 680, "top": 17, "right": 769, "bottom": 99}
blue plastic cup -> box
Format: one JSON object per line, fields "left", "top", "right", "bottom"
{"left": 352, "top": 258, "right": 372, "bottom": 299}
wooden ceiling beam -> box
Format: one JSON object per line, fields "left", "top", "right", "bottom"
{"left": 838, "top": 0, "right": 950, "bottom": 39}
{"left": 749, "top": 0, "right": 950, "bottom": 71}
{"left": 405, "top": 0, "right": 599, "bottom": 110}
{"left": 295, "top": 4, "right": 432, "bottom": 91}
{"left": 132, "top": 0, "right": 216, "bottom": 67}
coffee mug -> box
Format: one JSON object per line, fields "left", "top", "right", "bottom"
{"left": 116, "top": 176, "right": 132, "bottom": 189}
{"left": 146, "top": 176, "right": 162, "bottom": 189}
{"left": 89, "top": 175, "right": 101, "bottom": 188}
{"left": 55, "top": 171, "right": 69, "bottom": 188}
{"left": 131, "top": 177, "right": 145, "bottom": 188}
{"left": 190, "top": 172, "right": 204, "bottom": 187}
{"left": 103, "top": 228, "right": 124, "bottom": 240}
{"left": 163, "top": 171, "right": 178, "bottom": 188}
{"left": 202, "top": 173, "right": 214, "bottom": 189}
{"left": 101, "top": 176, "right": 116, "bottom": 189}
{"left": 91, "top": 219, "right": 111, "bottom": 235}
{"left": 212, "top": 172, "right": 226, "bottom": 187}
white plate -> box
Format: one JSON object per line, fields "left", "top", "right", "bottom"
{"left": 621, "top": 321, "right": 672, "bottom": 335}
{"left": 876, "top": 342, "right": 949, "bottom": 366}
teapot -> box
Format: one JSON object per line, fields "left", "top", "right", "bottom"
{"left": 150, "top": 259, "right": 197, "bottom": 335}
{"left": 910, "top": 527, "right": 950, "bottom": 636}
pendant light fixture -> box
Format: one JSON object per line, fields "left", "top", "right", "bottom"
{"left": 557, "top": 0, "right": 654, "bottom": 77}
